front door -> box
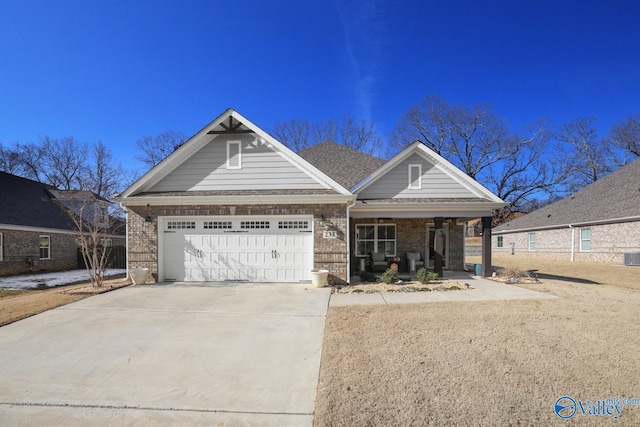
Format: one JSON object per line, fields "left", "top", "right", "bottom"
{"left": 427, "top": 226, "right": 449, "bottom": 269}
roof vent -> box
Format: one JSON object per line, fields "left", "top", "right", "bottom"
{"left": 624, "top": 252, "right": 640, "bottom": 266}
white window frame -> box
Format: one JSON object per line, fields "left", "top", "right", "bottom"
{"left": 408, "top": 164, "right": 422, "bottom": 189}
{"left": 497, "top": 236, "right": 503, "bottom": 248}
{"left": 227, "top": 140, "right": 242, "bottom": 169}
{"left": 355, "top": 224, "right": 396, "bottom": 257}
{"left": 39, "top": 235, "right": 51, "bottom": 260}
{"left": 0, "top": 232, "right": 3, "bottom": 261}
{"left": 580, "top": 228, "right": 591, "bottom": 252}
{"left": 528, "top": 233, "right": 536, "bottom": 251}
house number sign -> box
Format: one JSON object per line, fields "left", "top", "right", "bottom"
{"left": 323, "top": 230, "right": 337, "bottom": 239}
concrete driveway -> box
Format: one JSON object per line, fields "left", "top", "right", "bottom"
{"left": 0, "top": 282, "right": 331, "bottom": 426}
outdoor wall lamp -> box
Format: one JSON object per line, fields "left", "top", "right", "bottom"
{"left": 144, "top": 215, "right": 152, "bottom": 223}
{"left": 318, "top": 214, "right": 325, "bottom": 228}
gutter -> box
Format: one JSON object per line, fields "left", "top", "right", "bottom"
{"left": 569, "top": 225, "right": 575, "bottom": 262}
{"left": 117, "top": 194, "right": 354, "bottom": 206}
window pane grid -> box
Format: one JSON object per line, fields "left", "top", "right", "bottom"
{"left": 167, "top": 221, "right": 196, "bottom": 229}
{"left": 240, "top": 221, "right": 270, "bottom": 229}
{"left": 278, "top": 220, "right": 309, "bottom": 229}
{"left": 356, "top": 225, "right": 396, "bottom": 256}
{"left": 204, "top": 221, "right": 232, "bottom": 229}
{"left": 39, "top": 235, "right": 50, "bottom": 260}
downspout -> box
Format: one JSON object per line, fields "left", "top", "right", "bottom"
{"left": 569, "top": 225, "right": 575, "bottom": 262}
{"left": 121, "top": 204, "right": 129, "bottom": 276}
{"left": 345, "top": 197, "right": 357, "bottom": 283}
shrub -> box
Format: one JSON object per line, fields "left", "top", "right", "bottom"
{"left": 497, "top": 266, "right": 533, "bottom": 279}
{"left": 359, "top": 271, "right": 377, "bottom": 282}
{"left": 416, "top": 268, "right": 439, "bottom": 284}
{"left": 449, "top": 285, "right": 461, "bottom": 291}
{"left": 381, "top": 268, "right": 399, "bottom": 284}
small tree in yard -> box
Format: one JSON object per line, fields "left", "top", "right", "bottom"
{"left": 55, "top": 191, "right": 120, "bottom": 287}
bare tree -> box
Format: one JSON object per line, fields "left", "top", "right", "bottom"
{"left": 272, "top": 114, "right": 383, "bottom": 155}
{"left": 135, "top": 130, "right": 187, "bottom": 168}
{"left": 339, "top": 113, "right": 384, "bottom": 155}
{"left": 555, "top": 117, "right": 615, "bottom": 191}
{"left": 392, "top": 94, "right": 450, "bottom": 155}
{"left": 20, "top": 136, "right": 89, "bottom": 189}
{"left": 271, "top": 119, "right": 312, "bottom": 151}
{"left": 0, "top": 142, "right": 23, "bottom": 175}
{"left": 392, "top": 95, "right": 556, "bottom": 217}
{"left": 610, "top": 114, "right": 640, "bottom": 159}
{"left": 86, "top": 141, "right": 124, "bottom": 199}
{"left": 312, "top": 118, "right": 339, "bottom": 146}
{"left": 54, "top": 192, "right": 120, "bottom": 287}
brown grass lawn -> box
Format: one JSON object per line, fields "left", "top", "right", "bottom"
{"left": 0, "top": 278, "right": 129, "bottom": 327}
{"left": 315, "top": 259, "right": 640, "bottom": 426}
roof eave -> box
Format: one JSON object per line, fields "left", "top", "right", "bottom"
{"left": 119, "top": 194, "right": 355, "bottom": 206}
{"left": 494, "top": 214, "right": 640, "bottom": 234}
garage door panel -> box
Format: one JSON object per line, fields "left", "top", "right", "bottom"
{"left": 163, "top": 217, "right": 313, "bottom": 282}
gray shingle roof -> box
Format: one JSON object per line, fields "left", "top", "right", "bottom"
{"left": 494, "top": 158, "right": 640, "bottom": 233}
{"left": 0, "top": 172, "right": 76, "bottom": 231}
{"left": 297, "top": 141, "right": 386, "bottom": 189}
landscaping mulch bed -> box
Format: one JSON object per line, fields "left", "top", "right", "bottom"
{"left": 335, "top": 279, "right": 472, "bottom": 294}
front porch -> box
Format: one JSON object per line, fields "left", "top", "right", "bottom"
{"left": 349, "top": 216, "right": 494, "bottom": 277}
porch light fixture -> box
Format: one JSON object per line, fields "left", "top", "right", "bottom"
{"left": 318, "top": 214, "right": 325, "bottom": 228}
{"left": 144, "top": 215, "right": 152, "bottom": 223}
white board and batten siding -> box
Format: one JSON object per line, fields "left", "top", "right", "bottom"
{"left": 149, "top": 134, "right": 326, "bottom": 192}
{"left": 159, "top": 216, "right": 314, "bottom": 282}
{"left": 357, "top": 153, "right": 477, "bottom": 199}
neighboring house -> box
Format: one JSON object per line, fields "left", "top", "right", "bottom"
{"left": 0, "top": 172, "right": 125, "bottom": 276}
{"left": 118, "top": 109, "right": 505, "bottom": 283}
{"left": 493, "top": 158, "right": 640, "bottom": 264}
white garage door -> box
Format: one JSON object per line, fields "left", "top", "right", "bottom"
{"left": 161, "top": 217, "right": 313, "bottom": 282}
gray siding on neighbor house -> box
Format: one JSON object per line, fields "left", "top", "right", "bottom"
{"left": 493, "top": 220, "right": 640, "bottom": 264}
{"left": 357, "top": 153, "right": 476, "bottom": 199}
{"left": 149, "top": 134, "right": 326, "bottom": 192}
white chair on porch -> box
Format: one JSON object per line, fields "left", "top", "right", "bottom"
{"left": 406, "top": 252, "right": 424, "bottom": 273}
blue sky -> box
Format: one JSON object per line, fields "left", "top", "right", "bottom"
{"left": 1, "top": 0, "right": 639, "bottom": 171}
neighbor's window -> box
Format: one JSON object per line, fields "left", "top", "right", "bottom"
{"left": 0, "top": 232, "right": 3, "bottom": 261}
{"left": 227, "top": 140, "right": 242, "bottom": 169}
{"left": 580, "top": 228, "right": 591, "bottom": 251}
{"left": 356, "top": 224, "right": 396, "bottom": 256}
{"left": 39, "top": 235, "right": 51, "bottom": 260}
{"left": 528, "top": 233, "right": 536, "bottom": 251}
{"left": 497, "top": 236, "right": 504, "bottom": 248}
{"left": 408, "top": 164, "right": 422, "bottom": 189}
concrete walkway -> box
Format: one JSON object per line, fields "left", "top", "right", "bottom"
{"left": 329, "top": 273, "right": 557, "bottom": 307}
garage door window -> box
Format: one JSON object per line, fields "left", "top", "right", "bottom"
{"left": 241, "top": 221, "right": 270, "bottom": 229}
{"left": 278, "top": 220, "right": 310, "bottom": 229}
{"left": 204, "top": 221, "right": 232, "bottom": 229}
{"left": 168, "top": 221, "right": 196, "bottom": 229}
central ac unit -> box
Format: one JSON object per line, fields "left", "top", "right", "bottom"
{"left": 623, "top": 252, "right": 640, "bottom": 266}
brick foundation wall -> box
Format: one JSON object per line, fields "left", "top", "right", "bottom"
{"left": 493, "top": 220, "right": 640, "bottom": 264}
{"left": 126, "top": 203, "right": 348, "bottom": 282}
{"left": 0, "top": 229, "right": 78, "bottom": 276}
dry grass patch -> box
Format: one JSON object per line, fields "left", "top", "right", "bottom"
{"left": 468, "top": 256, "right": 640, "bottom": 290}
{"left": 0, "top": 277, "right": 130, "bottom": 327}
{"left": 315, "top": 280, "right": 640, "bottom": 426}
